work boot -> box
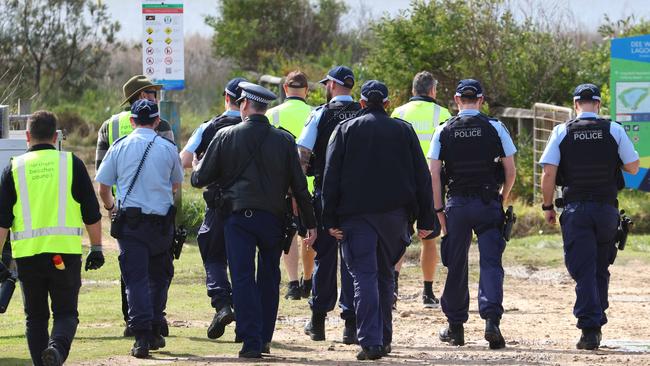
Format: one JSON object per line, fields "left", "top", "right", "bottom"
{"left": 161, "top": 317, "right": 169, "bottom": 337}
{"left": 300, "top": 277, "right": 312, "bottom": 299}
{"left": 207, "top": 305, "right": 235, "bottom": 339}
{"left": 304, "top": 311, "right": 326, "bottom": 341}
{"left": 123, "top": 324, "right": 134, "bottom": 337}
{"left": 285, "top": 280, "right": 301, "bottom": 300}
{"left": 342, "top": 318, "right": 358, "bottom": 345}
{"left": 484, "top": 318, "right": 506, "bottom": 349}
{"left": 41, "top": 346, "right": 63, "bottom": 366}
{"left": 234, "top": 333, "right": 243, "bottom": 343}
{"left": 356, "top": 345, "right": 383, "bottom": 360}
{"left": 576, "top": 328, "right": 601, "bottom": 350}
{"left": 131, "top": 331, "right": 150, "bottom": 359}
{"left": 382, "top": 343, "right": 392, "bottom": 356}
{"left": 150, "top": 324, "right": 166, "bottom": 351}
{"left": 262, "top": 342, "right": 271, "bottom": 354}
{"left": 439, "top": 323, "right": 465, "bottom": 346}
{"left": 238, "top": 349, "right": 262, "bottom": 358}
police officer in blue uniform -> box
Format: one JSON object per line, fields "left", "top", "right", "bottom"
{"left": 179, "top": 78, "right": 246, "bottom": 340}
{"left": 539, "top": 84, "right": 639, "bottom": 350}
{"left": 297, "top": 66, "right": 360, "bottom": 343}
{"left": 192, "top": 82, "right": 317, "bottom": 358}
{"left": 322, "top": 80, "right": 435, "bottom": 360}
{"left": 96, "top": 99, "right": 184, "bottom": 359}
{"left": 428, "top": 79, "right": 517, "bottom": 349}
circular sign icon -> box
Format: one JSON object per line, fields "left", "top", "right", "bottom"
{"left": 146, "top": 47, "right": 154, "bottom": 55}
{"left": 146, "top": 67, "right": 154, "bottom": 75}
{"left": 164, "top": 16, "right": 172, "bottom": 24}
{"left": 146, "top": 57, "right": 154, "bottom": 65}
{"left": 164, "top": 57, "right": 173, "bottom": 65}
{"left": 164, "top": 46, "right": 173, "bottom": 55}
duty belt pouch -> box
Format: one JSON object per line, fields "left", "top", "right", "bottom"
{"left": 125, "top": 207, "right": 142, "bottom": 229}
{"left": 110, "top": 211, "right": 124, "bottom": 239}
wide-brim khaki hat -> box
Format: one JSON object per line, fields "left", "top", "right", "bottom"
{"left": 121, "top": 75, "right": 163, "bottom": 105}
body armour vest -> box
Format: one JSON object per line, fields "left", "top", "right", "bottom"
{"left": 439, "top": 114, "right": 504, "bottom": 195}
{"left": 196, "top": 114, "right": 242, "bottom": 160}
{"left": 557, "top": 118, "right": 623, "bottom": 203}
{"left": 310, "top": 100, "right": 361, "bottom": 188}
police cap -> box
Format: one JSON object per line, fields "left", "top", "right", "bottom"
{"left": 573, "top": 83, "right": 601, "bottom": 101}
{"left": 131, "top": 99, "right": 159, "bottom": 123}
{"left": 223, "top": 77, "right": 248, "bottom": 100}
{"left": 361, "top": 80, "right": 389, "bottom": 103}
{"left": 455, "top": 79, "right": 483, "bottom": 98}
{"left": 236, "top": 82, "right": 278, "bottom": 105}
{"left": 319, "top": 66, "right": 355, "bottom": 89}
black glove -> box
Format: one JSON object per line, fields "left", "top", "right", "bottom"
{"left": 85, "top": 246, "right": 105, "bottom": 271}
{"left": 0, "top": 262, "right": 9, "bottom": 282}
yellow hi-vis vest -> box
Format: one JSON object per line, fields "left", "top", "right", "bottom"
{"left": 10, "top": 150, "right": 83, "bottom": 258}
{"left": 107, "top": 111, "right": 133, "bottom": 145}
{"left": 266, "top": 98, "right": 315, "bottom": 192}
{"left": 391, "top": 100, "right": 452, "bottom": 156}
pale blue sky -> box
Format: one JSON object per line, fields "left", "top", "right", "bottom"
{"left": 104, "top": 0, "right": 649, "bottom": 40}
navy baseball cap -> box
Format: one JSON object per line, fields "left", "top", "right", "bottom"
{"left": 223, "top": 77, "right": 248, "bottom": 100}
{"left": 131, "top": 99, "right": 159, "bottom": 123}
{"left": 236, "top": 81, "right": 277, "bottom": 105}
{"left": 361, "top": 80, "right": 389, "bottom": 103}
{"left": 573, "top": 83, "right": 601, "bottom": 101}
{"left": 319, "top": 66, "right": 355, "bottom": 89}
{"left": 455, "top": 79, "right": 483, "bottom": 98}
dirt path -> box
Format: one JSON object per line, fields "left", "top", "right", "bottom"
{"left": 71, "top": 259, "right": 650, "bottom": 366}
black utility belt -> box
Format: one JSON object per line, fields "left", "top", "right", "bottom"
{"left": 557, "top": 197, "right": 618, "bottom": 208}
{"left": 448, "top": 190, "right": 500, "bottom": 200}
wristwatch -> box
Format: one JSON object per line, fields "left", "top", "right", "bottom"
{"left": 541, "top": 203, "right": 554, "bottom": 211}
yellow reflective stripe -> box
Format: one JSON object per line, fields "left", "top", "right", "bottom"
{"left": 272, "top": 109, "right": 280, "bottom": 127}
{"left": 11, "top": 227, "right": 83, "bottom": 241}
{"left": 13, "top": 156, "right": 31, "bottom": 232}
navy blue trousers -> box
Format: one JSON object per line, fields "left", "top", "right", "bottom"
{"left": 441, "top": 196, "right": 506, "bottom": 324}
{"left": 224, "top": 210, "right": 283, "bottom": 353}
{"left": 560, "top": 201, "right": 618, "bottom": 329}
{"left": 339, "top": 209, "right": 409, "bottom": 347}
{"left": 197, "top": 207, "right": 232, "bottom": 309}
{"left": 117, "top": 220, "right": 174, "bottom": 332}
{"left": 310, "top": 191, "right": 355, "bottom": 319}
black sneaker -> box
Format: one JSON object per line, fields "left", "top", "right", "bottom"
{"left": 304, "top": 312, "right": 326, "bottom": 341}
{"left": 207, "top": 305, "right": 235, "bottom": 339}
{"left": 342, "top": 318, "right": 358, "bottom": 345}
{"left": 484, "top": 318, "right": 506, "bottom": 349}
{"left": 356, "top": 345, "right": 383, "bottom": 360}
{"left": 422, "top": 293, "right": 440, "bottom": 309}
{"left": 382, "top": 343, "right": 392, "bottom": 356}
{"left": 41, "top": 346, "right": 63, "bottom": 366}
{"left": 131, "top": 334, "right": 150, "bottom": 359}
{"left": 300, "top": 277, "right": 312, "bottom": 299}
{"left": 439, "top": 323, "right": 465, "bottom": 346}
{"left": 576, "top": 328, "right": 601, "bottom": 350}
{"left": 285, "top": 281, "right": 301, "bottom": 300}
{"left": 150, "top": 325, "right": 166, "bottom": 351}
{"left": 161, "top": 317, "right": 169, "bottom": 337}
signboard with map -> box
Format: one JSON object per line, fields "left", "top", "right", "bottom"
{"left": 611, "top": 35, "right": 650, "bottom": 191}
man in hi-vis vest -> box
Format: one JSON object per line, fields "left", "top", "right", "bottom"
{"left": 391, "top": 71, "right": 451, "bottom": 309}
{"left": 0, "top": 111, "right": 104, "bottom": 366}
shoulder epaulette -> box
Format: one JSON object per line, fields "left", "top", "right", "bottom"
{"left": 393, "top": 117, "right": 412, "bottom": 126}
{"left": 276, "top": 126, "right": 296, "bottom": 139}
{"left": 112, "top": 135, "right": 128, "bottom": 145}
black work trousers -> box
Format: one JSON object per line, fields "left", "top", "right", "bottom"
{"left": 16, "top": 253, "right": 81, "bottom": 366}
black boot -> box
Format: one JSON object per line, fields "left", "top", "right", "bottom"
{"left": 439, "top": 323, "right": 465, "bottom": 346}
{"left": 342, "top": 318, "right": 358, "bottom": 345}
{"left": 484, "top": 318, "right": 506, "bottom": 349}
{"left": 207, "top": 305, "right": 235, "bottom": 339}
{"left": 262, "top": 342, "right": 271, "bottom": 354}
{"left": 300, "top": 277, "right": 312, "bottom": 299}
{"left": 123, "top": 323, "right": 134, "bottom": 337}
{"left": 161, "top": 317, "right": 169, "bottom": 337}
{"left": 150, "top": 324, "right": 166, "bottom": 351}
{"left": 356, "top": 345, "right": 383, "bottom": 360}
{"left": 131, "top": 331, "right": 150, "bottom": 359}
{"left": 41, "top": 346, "right": 63, "bottom": 366}
{"left": 304, "top": 311, "right": 326, "bottom": 341}
{"left": 576, "top": 327, "right": 601, "bottom": 350}
{"left": 285, "top": 280, "right": 301, "bottom": 300}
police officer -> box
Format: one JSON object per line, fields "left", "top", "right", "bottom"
{"left": 0, "top": 111, "right": 104, "bottom": 366}
{"left": 96, "top": 99, "right": 183, "bottom": 358}
{"left": 297, "top": 66, "right": 360, "bottom": 343}
{"left": 95, "top": 74, "right": 174, "bottom": 337}
{"left": 266, "top": 70, "right": 316, "bottom": 300}
{"left": 428, "top": 79, "right": 517, "bottom": 349}
{"left": 322, "top": 80, "right": 435, "bottom": 360}
{"left": 539, "top": 84, "right": 639, "bottom": 350}
{"left": 391, "top": 71, "right": 451, "bottom": 308}
{"left": 179, "top": 77, "right": 246, "bottom": 340}
{"left": 191, "top": 82, "right": 317, "bottom": 358}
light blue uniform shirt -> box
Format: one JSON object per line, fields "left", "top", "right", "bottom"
{"left": 297, "top": 95, "right": 354, "bottom": 150}
{"left": 427, "top": 109, "right": 517, "bottom": 160}
{"left": 96, "top": 128, "right": 184, "bottom": 215}
{"left": 539, "top": 112, "right": 639, "bottom": 166}
{"left": 181, "top": 110, "right": 241, "bottom": 153}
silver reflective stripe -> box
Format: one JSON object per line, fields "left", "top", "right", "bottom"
{"left": 11, "top": 227, "right": 83, "bottom": 241}
{"left": 111, "top": 114, "right": 120, "bottom": 142}
{"left": 272, "top": 109, "right": 280, "bottom": 127}
{"left": 14, "top": 156, "right": 32, "bottom": 233}
{"left": 433, "top": 104, "right": 441, "bottom": 124}
{"left": 399, "top": 110, "right": 405, "bottom": 119}
{"left": 58, "top": 152, "right": 68, "bottom": 227}
{"left": 417, "top": 133, "right": 433, "bottom": 142}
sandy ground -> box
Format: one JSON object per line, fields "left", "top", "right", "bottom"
{"left": 70, "top": 256, "right": 650, "bottom": 366}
